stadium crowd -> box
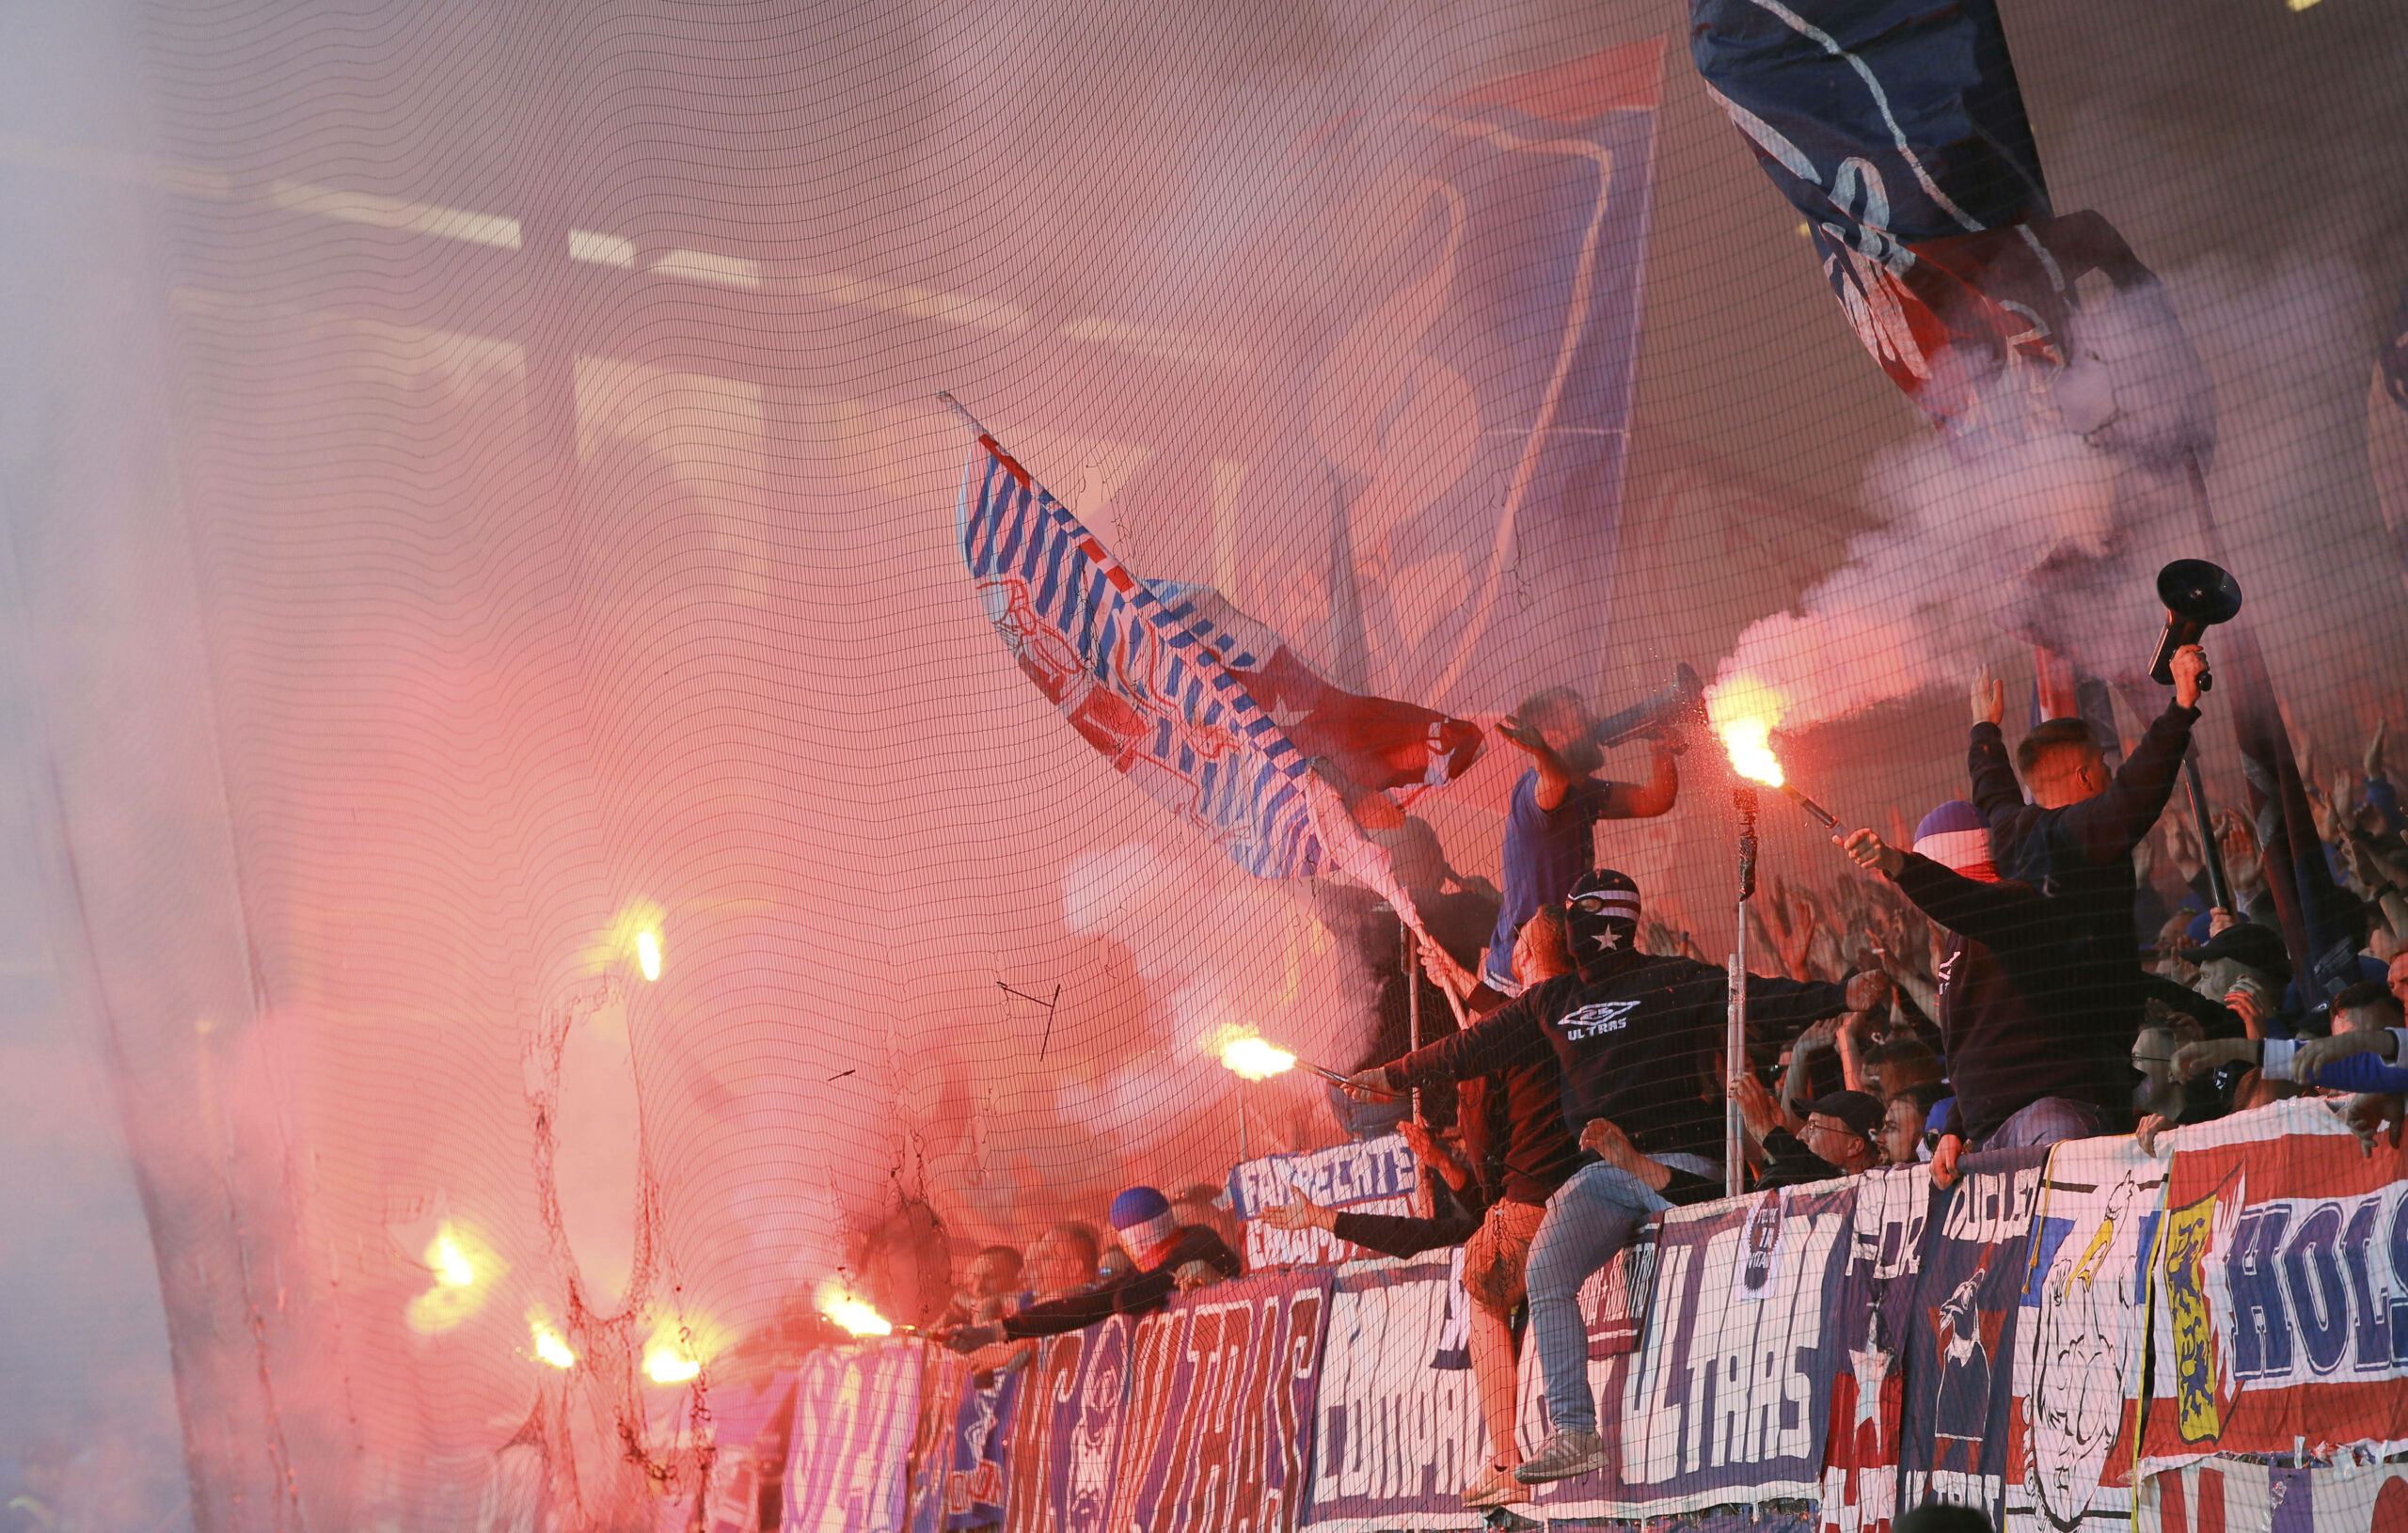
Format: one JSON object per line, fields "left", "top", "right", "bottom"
{"left": 894, "top": 640, "right": 2408, "bottom": 1515}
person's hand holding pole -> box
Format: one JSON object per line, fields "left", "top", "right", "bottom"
{"left": 1341, "top": 1067, "right": 1400, "bottom": 1102}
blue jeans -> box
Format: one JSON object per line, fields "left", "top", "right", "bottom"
{"left": 1986, "top": 1096, "right": 2107, "bottom": 1150}
{"left": 1523, "top": 1162, "right": 1673, "bottom": 1435}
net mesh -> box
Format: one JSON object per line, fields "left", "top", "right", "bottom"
{"left": 5, "top": 0, "right": 2407, "bottom": 1528}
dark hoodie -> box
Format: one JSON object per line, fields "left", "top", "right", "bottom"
{"left": 1383, "top": 944, "right": 1851, "bottom": 1182}
{"left": 1893, "top": 853, "right": 2241, "bottom": 1143}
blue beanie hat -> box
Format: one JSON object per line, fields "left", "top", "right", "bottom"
{"left": 1913, "top": 801, "right": 1995, "bottom": 878}
{"left": 1108, "top": 1186, "right": 1178, "bottom": 1252}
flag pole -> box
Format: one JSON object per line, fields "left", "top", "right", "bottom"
{"left": 1728, "top": 783, "right": 1759, "bottom": 1199}
{"left": 935, "top": 389, "right": 989, "bottom": 439}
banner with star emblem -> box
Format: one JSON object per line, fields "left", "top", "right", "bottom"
{"left": 1885, "top": 1146, "right": 2052, "bottom": 1528}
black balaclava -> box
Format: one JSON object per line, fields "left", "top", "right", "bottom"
{"left": 1565, "top": 868, "right": 1642, "bottom": 975}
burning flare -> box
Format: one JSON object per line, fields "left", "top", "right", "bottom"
{"left": 1220, "top": 1037, "right": 1297, "bottom": 1081}
{"left": 643, "top": 1345, "right": 701, "bottom": 1384}
{"left": 528, "top": 1307, "right": 577, "bottom": 1368}
{"left": 1719, "top": 717, "right": 1784, "bottom": 787}
{"left": 636, "top": 928, "right": 663, "bottom": 982}
{"left": 427, "top": 1224, "right": 477, "bottom": 1288}
{"left": 1708, "top": 674, "right": 1788, "bottom": 786}
{"left": 819, "top": 1287, "right": 894, "bottom": 1337}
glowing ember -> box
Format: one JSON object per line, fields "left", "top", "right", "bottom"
{"left": 822, "top": 1294, "right": 893, "bottom": 1337}
{"left": 1719, "top": 717, "right": 1784, "bottom": 787}
{"left": 426, "top": 1225, "right": 476, "bottom": 1288}
{"left": 1221, "top": 1037, "right": 1297, "bottom": 1081}
{"left": 529, "top": 1312, "right": 577, "bottom": 1368}
{"left": 636, "top": 929, "right": 662, "bottom": 982}
{"left": 643, "top": 1345, "right": 702, "bottom": 1384}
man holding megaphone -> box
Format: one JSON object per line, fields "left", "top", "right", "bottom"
{"left": 1962, "top": 643, "right": 2210, "bottom": 1128}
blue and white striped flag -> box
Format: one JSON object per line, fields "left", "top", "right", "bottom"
{"left": 950, "top": 410, "right": 1429, "bottom": 924}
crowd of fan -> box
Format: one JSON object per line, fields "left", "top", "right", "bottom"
{"left": 899, "top": 642, "right": 2408, "bottom": 1515}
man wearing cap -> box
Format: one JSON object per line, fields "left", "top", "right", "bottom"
{"left": 1344, "top": 869, "right": 1880, "bottom": 1483}
{"left": 1730, "top": 1076, "right": 1882, "bottom": 1187}
{"left": 944, "top": 1187, "right": 1241, "bottom": 1345}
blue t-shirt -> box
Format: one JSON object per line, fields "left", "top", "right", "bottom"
{"left": 1482, "top": 771, "right": 1619, "bottom": 988}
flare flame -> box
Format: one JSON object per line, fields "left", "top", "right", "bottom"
{"left": 1220, "top": 1037, "right": 1297, "bottom": 1081}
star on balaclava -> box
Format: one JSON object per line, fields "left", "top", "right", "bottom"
{"left": 1592, "top": 926, "right": 1625, "bottom": 951}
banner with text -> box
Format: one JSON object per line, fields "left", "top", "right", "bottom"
{"left": 1228, "top": 1135, "right": 1419, "bottom": 1271}
{"left": 1106, "top": 1271, "right": 1335, "bottom": 1533}
{"left": 2141, "top": 1099, "right": 2408, "bottom": 1476}
{"left": 1889, "top": 1147, "right": 2052, "bottom": 1526}
{"left": 784, "top": 1341, "right": 928, "bottom": 1533}
{"left": 1302, "top": 1260, "right": 1495, "bottom": 1532}
{"left": 1531, "top": 1181, "right": 1858, "bottom": 1520}
{"left": 999, "top": 1320, "right": 1133, "bottom": 1533}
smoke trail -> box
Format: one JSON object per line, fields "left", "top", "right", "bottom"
{"left": 1706, "top": 273, "right": 2225, "bottom": 732}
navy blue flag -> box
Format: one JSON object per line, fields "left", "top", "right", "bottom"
{"left": 1885, "top": 1146, "right": 2050, "bottom": 1527}
{"left": 1688, "top": 0, "right": 2163, "bottom": 429}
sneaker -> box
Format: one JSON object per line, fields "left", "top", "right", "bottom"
{"left": 1462, "top": 1462, "right": 1530, "bottom": 1508}
{"left": 1513, "top": 1429, "right": 1609, "bottom": 1483}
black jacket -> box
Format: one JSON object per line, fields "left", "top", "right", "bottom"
{"left": 1968, "top": 702, "right": 2196, "bottom": 969}
{"left": 997, "top": 1225, "right": 1242, "bottom": 1337}
{"left": 1893, "top": 853, "right": 2242, "bottom": 1143}
{"left": 1754, "top": 1128, "right": 1847, "bottom": 1190}
{"left": 1386, "top": 949, "right": 1851, "bottom": 1166}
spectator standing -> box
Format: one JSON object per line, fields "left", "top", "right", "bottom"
{"left": 1965, "top": 647, "right": 2206, "bottom": 1049}
{"left": 1347, "top": 869, "right": 1877, "bottom": 1482}
{"left": 1473, "top": 687, "right": 1679, "bottom": 995}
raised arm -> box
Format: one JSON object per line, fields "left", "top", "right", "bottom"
{"left": 1358, "top": 992, "right": 1551, "bottom": 1095}
{"left": 2059, "top": 651, "right": 2203, "bottom": 862}
{"left": 1600, "top": 740, "right": 1680, "bottom": 819}
{"left": 1968, "top": 667, "right": 2023, "bottom": 824}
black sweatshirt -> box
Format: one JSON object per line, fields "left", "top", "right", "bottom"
{"left": 1331, "top": 1207, "right": 1486, "bottom": 1261}
{"left": 1894, "top": 855, "right": 2126, "bottom": 1143}
{"left": 1754, "top": 1128, "right": 1847, "bottom": 1190}
{"left": 1893, "top": 853, "right": 2242, "bottom": 1144}
{"left": 1460, "top": 1063, "right": 1585, "bottom": 1208}
{"left": 997, "top": 1225, "right": 1243, "bottom": 1337}
{"left": 1385, "top": 950, "right": 1852, "bottom": 1165}
{"left": 1968, "top": 702, "right": 2197, "bottom": 972}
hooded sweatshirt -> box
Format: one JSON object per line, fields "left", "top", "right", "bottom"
{"left": 1383, "top": 946, "right": 1852, "bottom": 1181}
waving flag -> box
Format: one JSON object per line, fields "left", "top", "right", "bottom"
{"left": 1690, "top": 0, "right": 2353, "bottom": 999}
{"left": 1689, "top": 0, "right": 2183, "bottom": 435}
{"left": 948, "top": 401, "right": 1452, "bottom": 925}
{"left": 1146, "top": 582, "right": 1483, "bottom": 801}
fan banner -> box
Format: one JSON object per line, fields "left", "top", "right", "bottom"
{"left": 2003, "top": 1137, "right": 2162, "bottom": 1533}
{"left": 1528, "top": 1181, "right": 1857, "bottom": 1520}
{"left": 911, "top": 1369, "right": 1018, "bottom": 1533}
{"left": 2140, "top": 1459, "right": 2408, "bottom": 1532}
{"left": 900, "top": 1349, "right": 976, "bottom": 1533}
{"left": 957, "top": 436, "right": 1326, "bottom": 882}
{"left": 2140, "top": 1099, "right": 2408, "bottom": 1477}
{"left": 696, "top": 1374, "right": 799, "bottom": 1533}
{"left": 1228, "top": 1134, "right": 1421, "bottom": 1271}
{"left": 1816, "top": 1165, "right": 1934, "bottom": 1533}
{"left": 1302, "top": 1260, "right": 1494, "bottom": 1532}
{"left": 1104, "top": 1271, "right": 1335, "bottom": 1533}
{"left": 1887, "top": 1146, "right": 2052, "bottom": 1527}
{"left": 784, "top": 1341, "right": 929, "bottom": 1533}
{"left": 999, "top": 1320, "right": 1134, "bottom": 1533}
